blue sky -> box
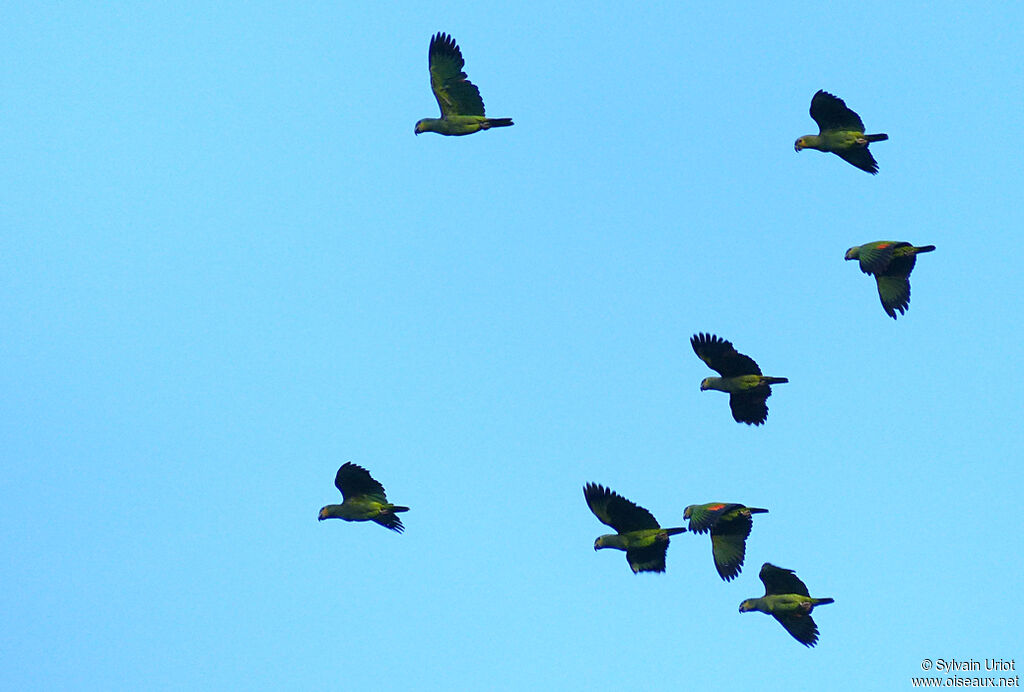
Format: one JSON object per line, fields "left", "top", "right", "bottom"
{"left": 3, "top": 2, "right": 1023, "bottom": 690}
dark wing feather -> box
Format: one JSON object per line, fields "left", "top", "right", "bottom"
{"left": 759, "top": 563, "right": 810, "bottom": 597}
{"left": 809, "top": 90, "right": 866, "bottom": 133}
{"left": 875, "top": 276, "right": 911, "bottom": 318}
{"left": 428, "top": 32, "right": 486, "bottom": 117}
{"left": 710, "top": 511, "right": 754, "bottom": 581}
{"left": 774, "top": 612, "right": 820, "bottom": 647}
{"left": 626, "top": 543, "right": 669, "bottom": 573}
{"left": 729, "top": 391, "right": 770, "bottom": 426}
{"left": 884, "top": 251, "right": 918, "bottom": 279}
{"left": 372, "top": 513, "right": 406, "bottom": 534}
{"left": 335, "top": 462, "right": 388, "bottom": 503}
{"left": 877, "top": 250, "right": 917, "bottom": 317}
{"left": 835, "top": 146, "right": 880, "bottom": 174}
{"left": 690, "top": 333, "right": 761, "bottom": 377}
{"left": 584, "top": 483, "right": 660, "bottom": 533}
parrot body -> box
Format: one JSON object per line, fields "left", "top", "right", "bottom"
{"left": 795, "top": 90, "right": 887, "bottom": 174}
{"left": 683, "top": 502, "right": 768, "bottom": 581}
{"left": 318, "top": 462, "right": 409, "bottom": 533}
{"left": 415, "top": 33, "right": 513, "bottom": 136}
{"left": 584, "top": 482, "right": 685, "bottom": 574}
{"left": 740, "top": 563, "right": 834, "bottom": 647}
{"left": 845, "top": 241, "right": 935, "bottom": 318}
{"left": 691, "top": 333, "right": 788, "bottom": 425}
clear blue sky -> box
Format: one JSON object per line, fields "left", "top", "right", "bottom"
{"left": 3, "top": 2, "right": 1022, "bottom": 690}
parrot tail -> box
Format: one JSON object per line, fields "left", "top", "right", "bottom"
{"left": 763, "top": 377, "right": 789, "bottom": 385}
{"left": 813, "top": 598, "right": 835, "bottom": 606}
{"left": 664, "top": 527, "right": 687, "bottom": 536}
{"left": 483, "top": 118, "right": 514, "bottom": 129}
{"left": 747, "top": 507, "right": 769, "bottom": 515}
{"left": 914, "top": 245, "right": 936, "bottom": 254}
{"left": 865, "top": 133, "right": 888, "bottom": 142}
{"left": 387, "top": 505, "right": 410, "bottom": 513}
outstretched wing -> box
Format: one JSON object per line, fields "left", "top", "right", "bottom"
{"left": 335, "top": 462, "right": 389, "bottom": 503}
{"left": 759, "top": 563, "right": 810, "bottom": 597}
{"left": 626, "top": 544, "right": 669, "bottom": 574}
{"left": 691, "top": 333, "right": 761, "bottom": 377}
{"left": 774, "top": 612, "right": 821, "bottom": 647}
{"left": 584, "top": 483, "right": 660, "bottom": 533}
{"left": 809, "top": 90, "right": 866, "bottom": 133}
{"left": 878, "top": 249, "right": 919, "bottom": 318}
{"left": 428, "top": 32, "right": 486, "bottom": 117}
{"left": 729, "top": 391, "right": 771, "bottom": 426}
{"left": 834, "top": 146, "right": 880, "bottom": 174}
{"left": 875, "top": 275, "right": 911, "bottom": 318}
{"left": 710, "top": 510, "right": 754, "bottom": 581}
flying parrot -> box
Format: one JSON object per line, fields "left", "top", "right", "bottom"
{"left": 845, "top": 241, "right": 936, "bottom": 319}
{"left": 683, "top": 503, "right": 768, "bottom": 581}
{"left": 690, "top": 333, "right": 788, "bottom": 426}
{"left": 414, "top": 32, "right": 514, "bottom": 136}
{"left": 583, "top": 482, "right": 686, "bottom": 574}
{"left": 318, "top": 462, "right": 409, "bottom": 533}
{"left": 795, "top": 90, "right": 888, "bottom": 174}
{"left": 739, "top": 563, "right": 835, "bottom": 647}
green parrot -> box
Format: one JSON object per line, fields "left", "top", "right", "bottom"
{"left": 845, "top": 241, "right": 936, "bottom": 319}
{"left": 683, "top": 503, "right": 768, "bottom": 581}
{"left": 318, "top": 462, "right": 409, "bottom": 533}
{"left": 739, "top": 563, "right": 835, "bottom": 647}
{"left": 584, "top": 482, "right": 686, "bottom": 574}
{"left": 690, "top": 333, "right": 788, "bottom": 426}
{"left": 414, "top": 32, "right": 514, "bottom": 136}
{"left": 795, "top": 90, "right": 888, "bottom": 174}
